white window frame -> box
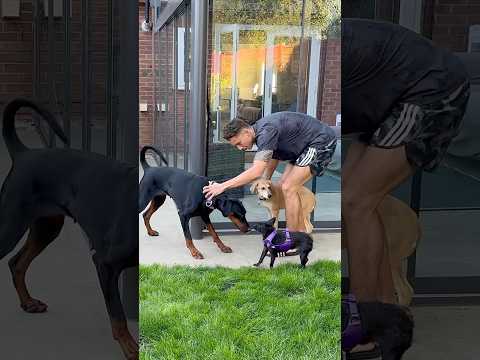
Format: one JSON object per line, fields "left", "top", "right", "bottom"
{"left": 176, "top": 27, "right": 186, "bottom": 90}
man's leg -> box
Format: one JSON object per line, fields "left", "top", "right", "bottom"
{"left": 341, "top": 142, "right": 367, "bottom": 249}
{"left": 342, "top": 142, "right": 396, "bottom": 303}
{"left": 281, "top": 165, "right": 312, "bottom": 231}
{"left": 378, "top": 240, "right": 396, "bottom": 303}
{"left": 277, "top": 162, "right": 294, "bottom": 187}
{"left": 342, "top": 142, "right": 379, "bottom": 353}
{"left": 342, "top": 145, "right": 413, "bottom": 302}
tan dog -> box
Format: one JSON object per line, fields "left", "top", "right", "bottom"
{"left": 343, "top": 195, "right": 421, "bottom": 306}
{"left": 250, "top": 178, "right": 316, "bottom": 233}
{"left": 380, "top": 195, "right": 421, "bottom": 306}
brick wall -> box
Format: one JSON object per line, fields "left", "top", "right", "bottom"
{"left": 318, "top": 38, "right": 340, "bottom": 126}
{"left": 0, "top": 0, "right": 113, "bottom": 135}
{"left": 139, "top": 2, "right": 154, "bottom": 147}
{"left": 0, "top": 2, "right": 34, "bottom": 104}
{"left": 429, "top": 0, "right": 480, "bottom": 51}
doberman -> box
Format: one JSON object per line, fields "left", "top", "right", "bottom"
{"left": 139, "top": 146, "right": 249, "bottom": 259}
{"left": 0, "top": 99, "right": 138, "bottom": 359}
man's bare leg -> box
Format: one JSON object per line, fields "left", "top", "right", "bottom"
{"left": 342, "top": 145, "right": 412, "bottom": 302}
{"left": 341, "top": 142, "right": 368, "bottom": 249}
{"left": 377, "top": 239, "right": 396, "bottom": 303}
{"left": 342, "top": 142, "right": 396, "bottom": 353}
{"left": 281, "top": 165, "right": 312, "bottom": 231}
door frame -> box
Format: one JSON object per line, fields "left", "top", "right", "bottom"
{"left": 213, "top": 23, "right": 322, "bottom": 141}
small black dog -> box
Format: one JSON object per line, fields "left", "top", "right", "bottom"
{"left": 251, "top": 217, "right": 313, "bottom": 268}
{"left": 342, "top": 301, "right": 414, "bottom": 360}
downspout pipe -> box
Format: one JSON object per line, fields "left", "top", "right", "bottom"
{"left": 142, "top": 0, "right": 152, "bottom": 32}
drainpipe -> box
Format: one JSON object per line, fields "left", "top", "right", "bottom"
{"left": 189, "top": 0, "right": 209, "bottom": 239}
{"left": 141, "top": 0, "right": 152, "bottom": 32}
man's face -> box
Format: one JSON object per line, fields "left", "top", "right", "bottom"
{"left": 228, "top": 128, "right": 254, "bottom": 151}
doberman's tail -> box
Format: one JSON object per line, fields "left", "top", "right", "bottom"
{"left": 140, "top": 145, "right": 168, "bottom": 171}
{"left": 2, "top": 98, "right": 69, "bottom": 159}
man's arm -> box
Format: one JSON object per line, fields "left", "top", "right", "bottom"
{"left": 263, "top": 159, "right": 279, "bottom": 180}
{"left": 222, "top": 160, "right": 267, "bottom": 190}
{"left": 203, "top": 148, "right": 276, "bottom": 200}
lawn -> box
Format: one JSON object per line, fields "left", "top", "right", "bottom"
{"left": 140, "top": 261, "right": 340, "bottom": 360}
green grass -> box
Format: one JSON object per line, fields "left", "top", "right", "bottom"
{"left": 140, "top": 261, "right": 340, "bottom": 360}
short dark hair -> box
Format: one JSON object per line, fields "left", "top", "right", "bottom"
{"left": 223, "top": 118, "right": 251, "bottom": 140}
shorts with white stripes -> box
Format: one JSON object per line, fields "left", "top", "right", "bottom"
{"left": 359, "top": 81, "right": 470, "bottom": 171}
{"left": 292, "top": 138, "right": 337, "bottom": 176}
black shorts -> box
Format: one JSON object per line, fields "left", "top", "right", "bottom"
{"left": 291, "top": 138, "right": 337, "bottom": 176}
{"left": 359, "top": 81, "right": 471, "bottom": 171}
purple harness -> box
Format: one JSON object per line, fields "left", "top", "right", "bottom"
{"left": 342, "top": 294, "right": 363, "bottom": 352}
{"left": 264, "top": 229, "right": 295, "bottom": 253}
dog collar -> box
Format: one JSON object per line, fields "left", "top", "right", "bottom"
{"left": 205, "top": 181, "right": 216, "bottom": 209}
{"left": 205, "top": 199, "right": 215, "bottom": 209}
{"left": 341, "top": 294, "right": 363, "bottom": 352}
{"left": 263, "top": 229, "right": 294, "bottom": 252}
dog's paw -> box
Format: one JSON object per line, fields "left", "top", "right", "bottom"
{"left": 116, "top": 332, "right": 139, "bottom": 360}
{"left": 253, "top": 263, "right": 261, "bottom": 267}
{"left": 21, "top": 298, "right": 48, "bottom": 313}
{"left": 147, "top": 230, "right": 159, "bottom": 236}
{"left": 191, "top": 251, "right": 204, "bottom": 260}
{"left": 220, "top": 245, "right": 233, "bottom": 253}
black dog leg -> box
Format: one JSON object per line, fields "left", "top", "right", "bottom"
{"left": 179, "top": 214, "right": 204, "bottom": 259}
{"left": 142, "top": 193, "right": 166, "bottom": 236}
{"left": 8, "top": 215, "right": 64, "bottom": 313}
{"left": 0, "top": 210, "right": 30, "bottom": 261}
{"left": 269, "top": 251, "right": 278, "bottom": 268}
{"left": 254, "top": 246, "right": 269, "bottom": 267}
{"left": 92, "top": 255, "right": 138, "bottom": 360}
{"left": 201, "top": 214, "right": 232, "bottom": 253}
{"left": 299, "top": 250, "right": 309, "bottom": 268}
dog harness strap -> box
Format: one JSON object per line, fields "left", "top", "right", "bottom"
{"left": 341, "top": 294, "right": 363, "bottom": 352}
{"left": 263, "top": 230, "right": 277, "bottom": 249}
{"left": 263, "top": 229, "right": 294, "bottom": 252}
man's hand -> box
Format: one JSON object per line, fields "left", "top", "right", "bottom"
{"left": 203, "top": 181, "right": 226, "bottom": 201}
{"left": 202, "top": 161, "right": 267, "bottom": 201}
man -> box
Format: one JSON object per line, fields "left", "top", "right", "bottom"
{"left": 203, "top": 111, "right": 336, "bottom": 231}
{"left": 342, "top": 18, "right": 470, "bottom": 357}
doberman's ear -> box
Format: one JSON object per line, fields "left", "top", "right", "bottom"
{"left": 215, "top": 197, "right": 230, "bottom": 217}
{"left": 251, "top": 223, "right": 261, "bottom": 232}
{"left": 266, "top": 217, "right": 276, "bottom": 226}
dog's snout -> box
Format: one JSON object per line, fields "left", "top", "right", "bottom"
{"left": 268, "top": 194, "right": 272, "bottom": 199}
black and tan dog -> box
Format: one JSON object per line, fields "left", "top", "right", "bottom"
{"left": 251, "top": 217, "right": 313, "bottom": 268}
{"left": 139, "top": 146, "right": 249, "bottom": 259}
{"left": 0, "top": 99, "right": 138, "bottom": 359}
